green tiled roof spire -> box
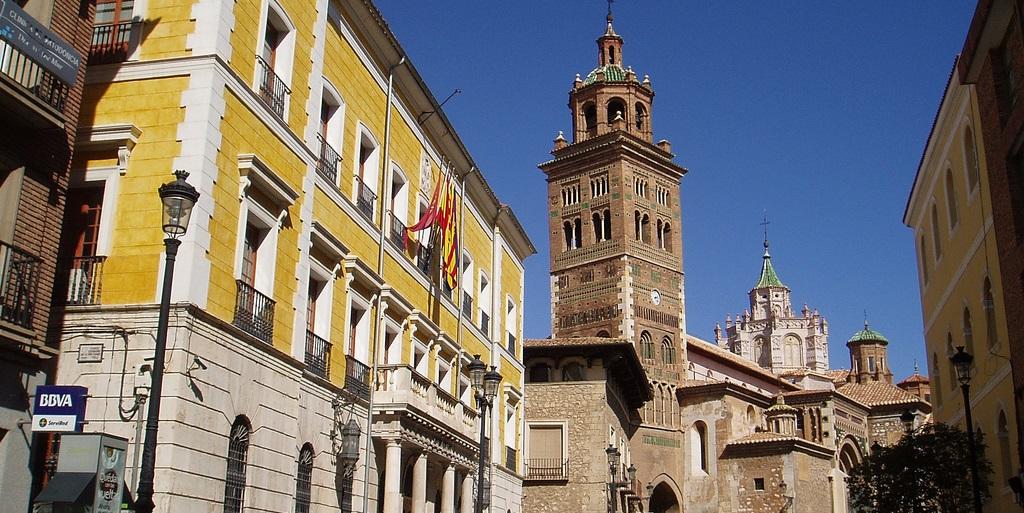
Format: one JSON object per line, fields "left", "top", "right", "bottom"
{"left": 848, "top": 320, "right": 890, "bottom": 345}
{"left": 754, "top": 239, "right": 787, "bottom": 289}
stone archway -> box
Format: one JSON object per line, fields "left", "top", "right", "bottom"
{"left": 649, "top": 482, "right": 681, "bottom": 513}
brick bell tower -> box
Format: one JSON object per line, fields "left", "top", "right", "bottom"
{"left": 540, "top": 12, "right": 689, "bottom": 384}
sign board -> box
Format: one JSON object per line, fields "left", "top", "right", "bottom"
{"left": 35, "top": 433, "right": 129, "bottom": 511}
{"left": 0, "top": 0, "right": 81, "bottom": 85}
{"left": 32, "top": 385, "right": 87, "bottom": 432}
{"left": 93, "top": 437, "right": 127, "bottom": 513}
{"left": 78, "top": 343, "right": 104, "bottom": 363}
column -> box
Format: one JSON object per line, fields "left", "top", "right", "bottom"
{"left": 412, "top": 452, "right": 428, "bottom": 513}
{"left": 441, "top": 463, "right": 455, "bottom": 513}
{"left": 460, "top": 472, "right": 474, "bottom": 513}
{"left": 383, "top": 440, "right": 403, "bottom": 513}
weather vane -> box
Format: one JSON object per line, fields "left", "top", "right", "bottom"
{"left": 760, "top": 210, "right": 770, "bottom": 248}
{"left": 607, "top": 0, "right": 614, "bottom": 19}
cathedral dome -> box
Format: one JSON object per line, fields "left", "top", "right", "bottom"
{"left": 848, "top": 323, "right": 889, "bottom": 345}
{"left": 582, "top": 64, "right": 635, "bottom": 86}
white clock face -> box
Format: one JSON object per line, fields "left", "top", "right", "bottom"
{"left": 651, "top": 289, "right": 661, "bottom": 305}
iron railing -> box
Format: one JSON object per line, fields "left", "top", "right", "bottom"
{"left": 0, "top": 40, "right": 69, "bottom": 112}
{"left": 415, "top": 243, "right": 432, "bottom": 275}
{"left": 0, "top": 241, "right": 40, "bottom": 329}
{"left": 525, "top": 458, "right": 568, "bottom": 480}
{"left": 89, "top": 22, "right": 134, "bottom": 64}
{"left": 65, "top": 256, "right": 106, "bottom": 306}
{"left": 233, "top": 279, "right": 275, "bottom": 343}
{"left": 354, "top": 176, "right": 376, "bottom": 221}
{"left": 344, "top": 355, "right": 370, "bottom": 400}
{"left": 507, "top": 333, "right": 517, "bottom": 355}
{"left": 315, "top": 133, "right": 341, "bottom": 185}
{"left": 304, "top": 330, "right": 331, "bottom": 379}
{"left": 505, "top": 447, "right": 517, "bottom": 472}
{"left": 255, "top": 54, "right": 290, "bottom": 119}
{"left": 480, "top": 312, "right": 490, "bottom": 336}
{"left": 462, "top": 292, "right": 473, "bottom": 318}
{"left": 388, "top": 212, "right": 406, "bottom": 249}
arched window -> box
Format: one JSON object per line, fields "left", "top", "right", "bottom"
{"left": 931, "top": 204, "right": 943, "bottom": 259}
{"left": 634, "top": 211, "right": 641, "bottom": 240}
{"left": 690, "top": 421, "right": 709, "bottom": 473}
{"left": 999, "top": 411, "right": 1012, "bottom": 480}
{"left": 529, "top": 363, "right": 551, "bottom": 383}
{"left": 746, "top": 406, "right": 757, "bottom": 429}
{"left": 931, "top": 353, "right": 942, "bottom": 406}
{"left": 574, "top": 218, "right": 582, "bottom": 249}
{"left": 596, "top": 330, "right": 610, "bottom": 338}
{"left": 584, "top": 103, "right": 597, "bottom": 133}
{"left": 635, "top": 103, "right": 647, "bottom": 132}
{"left": 984, "top": 277, "right": 997, "bottom": 348}
{"left": 603, "top": 209, "right": 612, "bottom": 240}
{"left": 784, "top": 335, "right": 801, "bottom": 367}
{"left": 563, "top": 221, "right": 573, "bottom": 251}
{"left": 945, "top": 169, "right": 959, "bottom": 228}
{"left": 963, "top": 307, "right": 974, "bottom": 355}
{"left": 661, "top": 337, "right": 675, "bottom": 365}
{"left": 656, "top": 219, "right": 664, "bottom": 249}
{"left": 607, "top": 99, "right": 626, "bottom": 126}
{"left": 662, "top": 223, "right": 672, "bottom": 253}
{"left": 641, "top": 214, "right": 651, "bottom": 243}
{"left": 640, "top": 331, "right": 654, "bottom": 360}
{"left": 965, "top": 126, "right": 980, "bottom": 192}
{"left": 593, "top": 212, "right": 603, "bottom": 242}
{"left": 609, "top": 46, "right": 616, "bottom": 65}
{"left": 562, "top": 362, "right": 585, "bottom": 381}
{"left": 754, "top": 338, "right": 770, "bottom": 368}
{"left": 294, "top": 443, "right": 314, "bottom": 513}
{"left": 224, "top": 416, "right": 252, "bottom": 513}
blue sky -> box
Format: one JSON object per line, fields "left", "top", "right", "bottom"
{"left": 374, "top": 1, "right": 977, "bottom": 380}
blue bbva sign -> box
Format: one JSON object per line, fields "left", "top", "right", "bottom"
{"left": 32, "top": 385, "right": 88, "bottom": 432}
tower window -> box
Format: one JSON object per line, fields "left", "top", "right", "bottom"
{"left": 561, "top": 183, "right": 580, "bottom": 206}
{"left": 603, "top": 209, "right": 611, "bottom": 240}
{"left": 640, "top": 331, "right": 654, "bottom": 359}
{"left": 635, "top": 103, "right": 647, "bottom": 132}
{"left": 590, "top": 174, "right": 609, "bottom": 198}
{"left": 584, "top": 104, "right": 597, "bottom": 133}
{"left": 607, "top": 99, "right": 626, "bottom": 126}
{"left": 609, "top": 46, "right": 616, "bottom": 65}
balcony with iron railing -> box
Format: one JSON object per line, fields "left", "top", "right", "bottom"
{"left": 374, "top": 363, "right": 479, "bottom": 441}
{"left": 505, "top": 447, "right": 517, "bottom": 472}
{"left": 415, "top": 243, "right": 432, "bottom": 276}
{"left": 0, "top": 40, "right": 69, "bottom": 113}
{"left": 462, "top": 292, "right": 473, "bottom": 319}
{"left": 525, "top": 458, "right": 568, "bottom": 481}
{"left": 89, "top": 22, "right": 135, "bottom": 64}
{"left": 388, "top": 212, "right": 407, "bottom": 249}
{"left": 507, "top": 333, "right": 517, "bottom": 355}
{"left": 344, "top": 355, "right": 370, "bottom": 400}
{"left": 354, "top": 176, "right": 376, "bottom": 221}
{"left": 233, "top": 280, "right": 275, "bottom": 343}
{"left": 65, "top": 256, "right": 106, "bottom": 306}
{"left": 315, "top": 133, "right": 341, "bottom": 185}
{"left": 0, "top": 241, "right": 41, "bottom": 330}
{"left": 304, "top": 330, "right": 331, "bottom": 379}
{"left": 255, "top": 55, "right": 290, "bottom": 119}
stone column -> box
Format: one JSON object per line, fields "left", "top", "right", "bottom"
{"left": 460, "top": 472, "right": 474, "bottom": 513}
{"left": 383, "top": 440, "right": 403, "bottom": 513}
{"left": 412, "top": 452, "right": 428, "bottom": 513}
{"left": 440, "top": 463, "right": 455, "bottom": 513}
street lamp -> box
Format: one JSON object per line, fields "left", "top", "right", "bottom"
{"left": 645, "top": 482, "right": 654, "bottom": 513}
{"left": 950, "top": 346, "right": 983, "bottom": 513}
{"left": 338, "top": 418, "right": 361, "bottom": 475}
{"left": 469, "top": 354, "right": 500, "bottom": 513}
{"left": 136, "top": 170, "right": 199, "bottom": 513}
{"left": 605, "top": 446, "right": 636, "bottom": 513}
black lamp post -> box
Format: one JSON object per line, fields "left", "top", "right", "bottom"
{"left": 136, "top": 170, "right": 199, "bottom": 513}
{"left": 605, "top": 445, "right": 636, "bottom": 513}
{"left": 338, "top": 418, "right": 361, "bottom": 475}
{"left": 645, "top": 482, "right": 654, "bottom": 513}
{"left": 951, "top": 346, "right": 983, "bottom": 513}
{"left": 469, "top": 354, "right": 500, "bottom": 513}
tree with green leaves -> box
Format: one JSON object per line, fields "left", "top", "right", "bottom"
{"left": 847, "top": 423, "right": 993, "bottom": 513}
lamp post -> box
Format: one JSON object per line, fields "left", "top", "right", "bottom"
{"left": 605, "top": 445, "right": 636, "bottom": 513}
{"left": 645, "top": 482, "right": 654, "bottom": 513}
{"left": 469, "top": 355, "right": 500, "bottom": 513}
{"left": 135, "top": 170, "right": 199, "bottom": 513}
{"left": 951, "top": 346, "right": 983, "bottom": 513}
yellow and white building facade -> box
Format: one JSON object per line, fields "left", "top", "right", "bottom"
{"left": 54, "top": 0, "right": 534, "bottom": 511}
{"left": 905, "top": 62, "right": 1018, "bottom": 511}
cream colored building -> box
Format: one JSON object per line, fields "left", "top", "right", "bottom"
{"left": 905, "top": 61, "right": 1019, "bottom": 511}
{"left": 51, "top": 0, "right": 533, "bottom": 511}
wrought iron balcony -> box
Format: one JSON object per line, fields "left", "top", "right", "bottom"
{"left": 0, "top": 40, "right": 69, "bottom": 112}
{"left": 525, "top": 458, "right": 568, "bottom": 480}
{"left": 344, "top": 355, "right": 370, "bottom": 400}
{"left": 480, "top": 311, "right": 490, "bottom": 335}
{"left": 304, "top": 330, "right": 331, "bottom": 379}
{"left": 354, "top": 176, "right": 376, "bottom": 221}
{"left": 65, "top": 256, "right": 106, "bottom": 306}
{"left": 505, "top": 447, "right": 517, "bottom": 472}
{"left": 315, "top": 133, "right": 341, "bottom": 185}
{"left": 388, "top": 212, "right": 407, "bottom": 249}
{"left": 415, "top": 242, "right": 432, "bottom": 276}
{"left": 462, "top": 292, "right": 473, "bottom": 318}
{"left": 89, "top": 22, "right": 135, "bottom": 64}
{"left": 507, "top": 333, "right": 517, "bottom": 355}
{"left": 255, "top": 55, "right": 290, "bottom": 119}
{"left": 0, "top": 241, "right": 41, "bottom": 329}
{"left": 233, "top": 279, "right": 275, "bottom": 343}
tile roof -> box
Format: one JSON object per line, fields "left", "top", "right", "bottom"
{"left": 825, "top": 369, "right": 851, "bottom": 384}
{"left": 836, "top": 382, "right": 923, "bottom": 408}
{"left": 728, "top": 431, "right": 802, "bottom": 445}
{"left": 524, "top": 337, "right": 630, "bottom": 348}
{"left": 898, "top": 373, "right": 930, "bottom": 386}
{"left": 685, "top": 336, "right": 800, "bottom": 390}
{"left": 753, "top": 245, "right": 787, "bottom": 289}
{"left": 848, "top": 322, "right": 889, "bottom": 345}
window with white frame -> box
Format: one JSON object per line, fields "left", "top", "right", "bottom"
{"left": 383, "top": 323, "right": 401, "bottom": 365}
{"left": 506, "top": 297, "right": 518, "bottom": 354}
{"left": 459, "top": 372, "right": 471, "bottom": 405}
{"left": 413, "top": 339, "right": 429, "bottom": 376}
{"left": 347, "top": 294, "right": 370, "bottom": 364}
{"left": 353, "top": 126, "right": 380, "bottom": 222}
{"left": 303, "top": 259, "right": 333, "bottom": 378}
{"left": 315, "top": 83, "right": 344, "bottom": 184}
{"left": 461, "top": 253, "right": 474, "bottom": 317}
{"left": 388, "top": 165, "right": 409, "bottom": 242}
{"left": 479, "top": 272, "right": 491, "bottom": 336}
{"left": 437, "top": 356, "right": 453, "bottom": 393}
{"left": 255, "top": 1, "right": 295, "bottom": 119}
{"left": 590, "top": 174, "right": 608, "bottom": 198}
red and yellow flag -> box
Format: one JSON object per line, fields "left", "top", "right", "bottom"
{"left": 438, "top": 172, "right": 459, "bottom": 290}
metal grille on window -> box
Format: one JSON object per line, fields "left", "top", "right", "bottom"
{"left": 223, "top": 418, "right": 251, "bottom": 513}
{"left": 294, "top": 444, "right": 314, "bottom": 513}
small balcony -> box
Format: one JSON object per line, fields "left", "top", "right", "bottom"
{"left": 65, "top": 256, "right": 106, "bottom": 306}
{"left": 255, "top": 55, "right": 290, "bottom": 119}
{"left": 0, "top": 241, "right": 41, "bottom": 330}
{"left": 375, "top": 364, "right": 479, "bottom": 441}
{"left": 315, "top": 133, "right": 341, "bottom": 185}
{"left": 388, "top": 213, "right": 407, "bottom": 250}
{"left": 462, "top": 292, "right": 473, "bottom": 318}
{"left": 304, "top": 330, "right": 331, "bottom": 379}
{"left": 415, "top": 243, "right": 432, "bottom": 276}
{"left": 89, "top": 22, "right": 135, "bottom": 64}
{"left": 507, "top": 333, "right": 517, "bottom": 355}
{"left": 525, "top": 458, "right": 568, "bottom": 481}
{"left": 233, "top": 280, "right": 275, "bottom": 343}
{"left": 480, "top": 311, "right": 490, "bottom": 336}
{"left": 344, "top": 355, "right": 370, "bottom": 400}
{"left": 354, "top": 176, "right": 376, "bottom": 221}
{"left": 505, "top": 447, "right": 517, "bottom": 472}
{"left": 0, "top": 40, "right": 69, "bottom": 113}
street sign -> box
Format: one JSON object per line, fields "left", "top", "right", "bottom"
{"left": 32, "top": 384, "right": 88, "bottom": 432}
{"left": 0, "top": 0, "right": 81, "bottom": 85}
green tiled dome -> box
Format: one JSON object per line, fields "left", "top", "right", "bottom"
{"left": 848, "top": 323, "right": 889, "bottom": 345}
{"left": 583, "top": 64, "right": 630, "bottom": 85}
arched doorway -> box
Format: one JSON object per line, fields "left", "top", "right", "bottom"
{"left": 649, "top": 482, "right": 681, "bottom": 513}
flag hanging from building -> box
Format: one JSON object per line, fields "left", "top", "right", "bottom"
{"left": 437, "top": 169, "right": 459, "bottom": 290}
{"left": 404, "top": 161, "right": 445, "bottom": 251}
